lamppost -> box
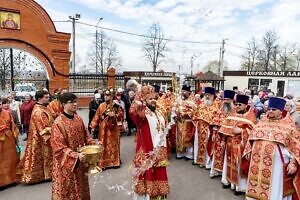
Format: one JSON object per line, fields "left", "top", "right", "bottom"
{"left": 69, "top": 14, "right": 81, "bottom": 74}
{"left": 95, "top": 17, "right": 103, "bottom": 74}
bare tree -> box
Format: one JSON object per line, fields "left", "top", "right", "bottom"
{"left": 203, "top": 60, "right": 228, "bottom": 74}
{"left": 259, "top": 30, "right": 279, "bottom": 71}
{"left": 278, "top": 43, "right": 296, "bottom": 71}
{"left": 143, "top": 23, "right": 168, "bottom": 72}
{"left": 241, "top": 37, "right": 259, "bottom": 71}
{"left": 87, "top": 30, "right": 122, "bottom": 74}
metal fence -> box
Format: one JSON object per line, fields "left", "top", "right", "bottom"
{"left": 69, "top": 73, "right": 125, "bottom": 96}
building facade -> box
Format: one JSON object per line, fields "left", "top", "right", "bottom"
{"left": 223, "top": 71, "right": 300, "bottom": 98}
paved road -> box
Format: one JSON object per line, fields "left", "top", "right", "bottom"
{"left": 0, "top": 109, "right": 244, "bottom": 200}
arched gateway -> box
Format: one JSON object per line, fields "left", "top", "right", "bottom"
{"left": 0, "top": 0, "right": 71, "bottom": 93}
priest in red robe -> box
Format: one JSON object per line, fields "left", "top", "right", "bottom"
{"left": 130, "top": 85, "right": 170, "bottom": 199}
{"left": 16, "top": 90, "right": 54, "bottom": 184}
{"left": 51, "top": 92, "right": 96, "bottom": 200}
{"left": 0, "top": 99, "right": 19, "bottom": 188}
{"left": 243, "top": 97, "right": 300, "bottom": 200}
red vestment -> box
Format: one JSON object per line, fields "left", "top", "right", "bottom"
{"left": 48, "top": 99, "right": 63, "bottom": 119}
{"left": 218, "top": 107, "right": 256, "bottom": 184}
{"left": 243, "top": 115, "right": 300, "bottom": 200}
{"left": 174, "top": 99, "right": 195, "bottom": 153}
{"left": 51, "top": 113, "right": 95, "bottom": 200}
{"left": 208, "top": 109, "right": 236, "bottom": 171}
{"left": 0, "top": 110, "right": 19, "bottom": 187}
{"left": 194, "top": 102, "right": 219, "bottom": 165}
{"left": 16, "top": 104, "right": 54, "bottom": 184}
{"left": 130, "top": 101, "right": 170, "bottom": 198}
{"left": 90, "top": 102, "right": 123, "bottom": 169}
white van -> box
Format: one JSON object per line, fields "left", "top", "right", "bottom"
{"left": 14, "top": 83, "right": 36, "bottom": 99}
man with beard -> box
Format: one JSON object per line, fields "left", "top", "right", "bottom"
{"left": 209, "top": 90, "right": 236, "bottom": 178}
{"left": 0, "top": 98, "right": 19, "bottom": 189}
{"left": 173, "top": 84, "right": 196, "bottom": 160}
{"left": 90, "top": 89, "right": 123, "bottom": 169}
{"left": 193, "top": 87, "right": 219, "bottom": 168}
{"left": 130, "top": 85, "right": 169, "bottom": 200}
{"left": 243, "top": 97, "right": 300, "bottom": 200}
{"left": 16, "top": 90, "right": 54, "bottom": 184}
{"left": 218, "top": 94, "right": 256, "bottom": 195}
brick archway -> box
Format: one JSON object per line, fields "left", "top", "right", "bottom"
{"left": 0, "top": 0, "right": 71, "bottom": 93}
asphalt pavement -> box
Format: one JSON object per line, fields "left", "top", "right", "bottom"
{"left": 0, "top": 108, "right": 244, "bottom": 200}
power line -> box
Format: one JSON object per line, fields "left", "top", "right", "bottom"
{"left": 54, "top": 20, "right": 251, "bottom": 50}
{"left": 75, "top": 21, "right": 221, "bottom": 45}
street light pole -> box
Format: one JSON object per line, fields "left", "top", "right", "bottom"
{"left": 220, "top": 38, "right": 228, "bottom": 77}
{"left": 69, "top": 14, "right": 80, "bottom": 74}
{"left": 95, "top": 17, "right": 103, "bottom": 74}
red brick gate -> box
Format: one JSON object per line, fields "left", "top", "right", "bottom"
{"left": 0, "top": 0, "right": 71, "bottom": 93}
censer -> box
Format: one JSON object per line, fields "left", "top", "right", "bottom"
{"left": 78, "top": 144, "right": 104, "bottom": 175}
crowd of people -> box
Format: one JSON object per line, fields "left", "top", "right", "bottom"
{"left": 0, "top": 81, "right": 299, "bottom": 200}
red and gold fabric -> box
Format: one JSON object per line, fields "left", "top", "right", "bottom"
{"left": 47, "top": 99, "right": 63, "bottom": 119}
{"left": 209, "top": 109, "right": 236, "bottom": 171}
{"left": 51, "top": 114, "right": 95, "bottom": 200}
{"left": 243, "top": 116, "right": 300, "bottom": 200}
{"left": 0, "top": 110, "right": 19, "bottom": 187}
{"left": 194, "top": 103, "right": 218, "bottom": 165}
{"left": 219, "top": 107, "right": 256, "bottom": 184}
{"left": 16, "top": 104, "right": 54, "bottom": 184}
{"left": 90, "top": 102, "right": 122, "bottom": 169}
{"left": 130, "top": 100, "right": 170, "bottom": 198}
{"left": 175, "top": 99, "right": 196, "bottom": 153}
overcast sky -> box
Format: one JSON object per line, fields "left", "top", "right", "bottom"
{"left": 35, "top": 0, "right": 300, "bottom": 74}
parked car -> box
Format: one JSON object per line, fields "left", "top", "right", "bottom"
{"left": 14, "top": 83, "right": 36, "bottom": 99}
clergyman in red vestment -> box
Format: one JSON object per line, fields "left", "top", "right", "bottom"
{"left": 90, "top": 89, "right": 123, "bottom": 169}
{"left": 0, "top": 99, "right": 20, "bottom": 188}
{"left": 130, "top": 85, "right": 170, "bottom": 200}
{"left": 16, "top": 90, "right": 54, "bottom": 184}
{"left": 243, "top": 97, "right": 300, "bottom": 200}
{"left": 51, "top": 92, "right": 96, "bottom": 200}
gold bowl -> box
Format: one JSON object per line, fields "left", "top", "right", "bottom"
{"left": 78, "top": 144, "right": 104, "bottom": 175}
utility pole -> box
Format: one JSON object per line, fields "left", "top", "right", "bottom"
{"left": 10, "top": 48, "right": 14, "bottom": 91}
{"left": 69, "top": 14, "right": 80, "bottom": 74}
{"left": 220, "top": 39, "right": 228, "bottom": 77}
{"left": 190, "top": 56, "right": 193, "bottom": 76}
{"left": 95, "top": 17, "right": 103, "bottom": 74}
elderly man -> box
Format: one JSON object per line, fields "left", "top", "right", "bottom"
{"left": 209, "top": 90, "right": 236, "bottom": 178}
{"left": 243, "top": 97, "right": 300, "bottom": 200}
{"left": 193, "top": 87, "right": 219, "bottom": 168}
{"left": 218, "top": 94, "right": 256, "bottom": 195}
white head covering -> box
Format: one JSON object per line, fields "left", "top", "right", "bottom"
{"left": 94, "top": 93, "right": 101, "bottom": 99}
{"left": 117, "top": 88, "right": 124, "bottom": 93}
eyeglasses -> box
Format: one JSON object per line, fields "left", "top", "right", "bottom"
{"left": 235, "top": 103, "right": 243, "bottom": 106}
{"left": 66, "top": 100, "right": 77, "bottom": 104}
{"left": 268, "top": 108, "right": 277, "bottom": 111}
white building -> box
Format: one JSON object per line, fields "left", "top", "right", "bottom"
{"left": 223, "top": 71, "right": 300, "bottom": 98}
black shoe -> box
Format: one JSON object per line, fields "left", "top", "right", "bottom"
{"left": 234, "top": 191, "right": 244, "bottom": 196}
{"left": 184, "top": 157, "right": 192, "bottom": 161}
{"left": 176, "top": 156, "right": 183, "bottom": 160}
{"left": 222, "top": 184, "right": 230, "bottom": 189}
{"left": 192, "top": 162, "right": 198, "bottom": 165}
